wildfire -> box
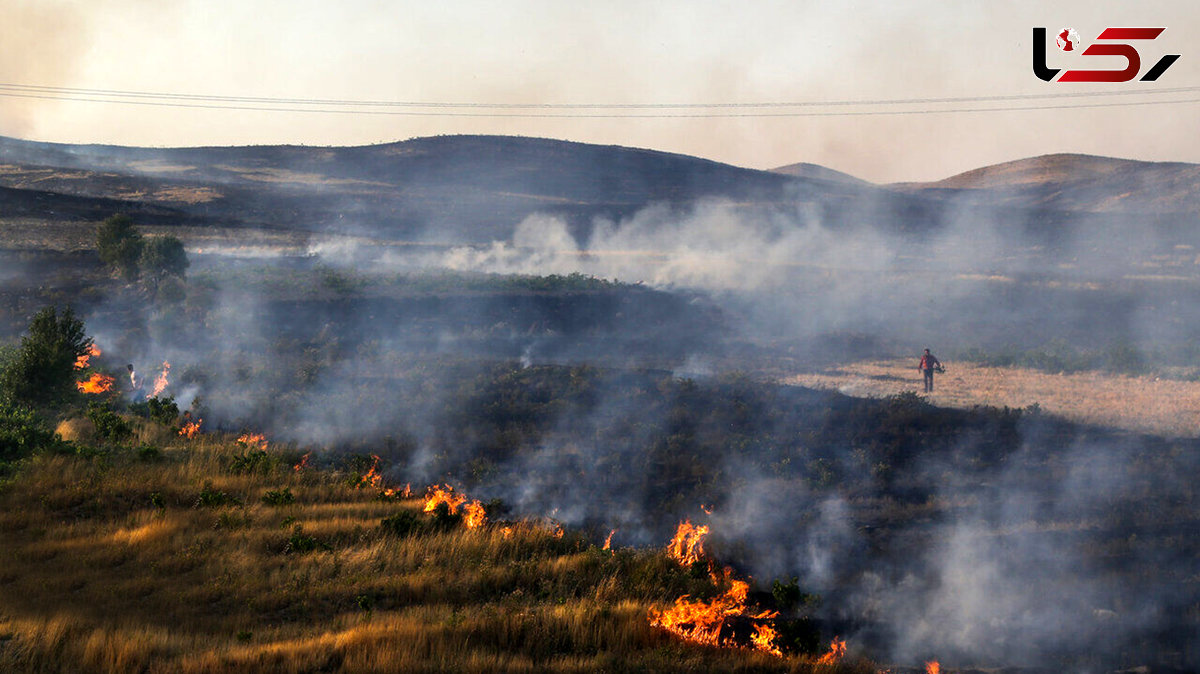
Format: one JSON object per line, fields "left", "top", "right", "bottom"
{"left": 815, "top": 637, "right": 847, "bottom": 665}
{"left": 237, "top": 433, "right": 268, "bottom": 450}
{"left": 293, "top": 451, "right": 311, "bottom": 472}
{"left": 358, "top": 455, "right": 385, "bottom": 490}
{"left": 178, "top": 418, "right": 203, "bottom": 438}
{"left": 602, "top": 529, "right": 616, "bottom": 550}
{"left": 648, "top": 567, "right": 779, "bottom": 655}
{"left": 925, "top": 661, "right": 940, "bottom": 674}
{"left": 666, "top": 519, "right": 709, "bottom": 566}
{"left": 650, "top": 522, "right": 781, "bottom": 657}
{"left": 148, "top": 361, "right": 170, "bottom": 398}
{"left": 76, "top": 372, "right": 115, "bottom": 394}
{"left": 501, "top": 526, "right": 513, "bottom": 538}
{"left": 751, "top": 622, "right": 783, "bottom": 657}
{"left": 75, "top": 344, "right": 101, "bottom": 370}
{"left": 462, "top": 500, "right": 487, "bottom": 529}
{"left": 423, "top": 484, "right": 467, "bottom": 513}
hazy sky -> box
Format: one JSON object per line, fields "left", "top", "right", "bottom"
{"left": 1, "top": 0, "right": 1197, "bottom": 182}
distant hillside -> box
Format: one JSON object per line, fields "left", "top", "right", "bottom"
{"left": 5, "top": 135, "right": 1198, "bottom": 256}
{"left": 0, "top": 135, "right": 823, "bottom": 244}
{"left": 770, "top": 162, "right": 870, "bottom": 186}
{"left": 0, "top": 134, "right": 964, "bottom": 249}
{"left": 891, "top": 153, "right": 1200, "bottom": 214}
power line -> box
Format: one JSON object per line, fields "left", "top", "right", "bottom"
{"left": 0, "top": 82, "right": 1198, "bottom": 118}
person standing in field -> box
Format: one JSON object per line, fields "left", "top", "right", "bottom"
{"left": 918, "top": 348, "right": 941, "bottom": 393}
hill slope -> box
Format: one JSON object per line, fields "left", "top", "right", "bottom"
{"left": 0, "top": 134, "right": 957, "bottom": 248}
{"left": 890, "top": 153, "right": 1200, "bottom": 214}
{"left": 0, "top": 433, "right": 869, "bottom": 673}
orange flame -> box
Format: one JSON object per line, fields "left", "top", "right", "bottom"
{"left": 463, "top": 500, "right": 487, "bottom": 529}
{"left": 815, "top": 637, "right": 847, "bottom": 665}
{"left": 76, "top": 372, "right": 115, "bottom": 394}
{"left": 649, "top": 567, "right": 779, "bottom": 656}
{"left": 237, "top": 431, "right": 268, "bottom": 448}
{"left": 293, "top": 451, "right": 311, "bottom": 472}
{"left": 700, "top": 503, "right": 713, "bottom": 515}
{"left": 653, "top": 520, "right": 783, "bottom": 655}
{"left": 501, "top": 526, "right": 513, "bottom": 539}
{"left": 357, "top": 455, "right": 385, "bottom": 490}
{"left": 75, "top": 344, "right": 101, "bottom": 370}
{"left": 751, "top": 622, "right": 783, "bottom": 657}
{"left": 423, "top": 484, "right": 468, "bottom": 513}
{"left": 148, "top": 361, "right": 170, "bottom": 398}
{"left": 666, "top": 519, "right": 709, "bottom": 566}
{"left": 178, "top": 418, "right": 203, "bottom": 438}
{"left": 602, "top": 529, "right": 616, "bottom": 550}
{"left": 237, "top": 433, "right": 268, "bottom": 450}
{"left": 925, "top": 661, "right": 940, "bottom": 674}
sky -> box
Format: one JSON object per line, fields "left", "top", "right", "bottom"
{"left": 0, "top": 0, "right": 1198, "bottom": 183}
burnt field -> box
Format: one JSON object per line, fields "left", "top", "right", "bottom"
{"left": 2, "top": 248, "right": 1198, "bottom": 672}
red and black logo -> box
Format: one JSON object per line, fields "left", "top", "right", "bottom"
{"left": 1033, "top": 27, "right": 1180, "bottom": 82}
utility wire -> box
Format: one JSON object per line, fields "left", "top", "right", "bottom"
{"left": 0, "top": 82, "right": 1198, "bottom": 117}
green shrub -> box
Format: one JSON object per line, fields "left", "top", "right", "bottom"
{"left": 283, "top": 525, "right": 329, "bottom": 554}
{"left": 136, "top": 444, "right": 162, "bottom": 461}
{"left": 227, "top": 450, "right": 280, "bottom": 475}
{"left": 261, "top": 487, "right": 296, "bottom": 507}
{"left": 129, "top": 397, "right": 180, "bottom": 425}
{"left": 85, "top": 402, "right": 133, "bottom": 444}
{"left": 380, "top": 510, "right": 426, "bottom": 537}
{"left": 96, "top": 214, "right": 144, "bottom": 281}
{"left": 0, "top": 400, "right": 58, "bottom": 462}
{"left": 194, "top": 481, "right": 240, "bottom": 508}
{"left": 140, "top": 235, "right": 189, "bottom": 282}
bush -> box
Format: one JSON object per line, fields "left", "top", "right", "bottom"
{"left": 283, "top": 525, "right": 329, "bottom": 554}
{"left": 194, "top": 481, "right": 240, "bottom": 508}
{"left": 227, "top": 450, "right": 280, "bottom": 475}
{"left": 96, "top": 214, "right": 144, "bottom": 281}
{"left": 129, "top": 397, "right": 180, "bottom": 425}
{"left": 0, "top": 400, "right": 58, "bottom": 463}
{"left": 0, "top": 306, "right": 93, "bottom": 409}
{"left": 140, "top": 235, "right": 189, "bottom": 283}
{"left": 262, "top": 487, "right": 296, "bottom": 506}
{"left": 85, "top": 402, "right": 133, "bottom": 444}
{"left": 380, "top": 510, "right": 426, "bottom": 537}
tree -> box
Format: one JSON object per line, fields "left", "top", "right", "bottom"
{"left": 96, "top": 213, "right": 144, "bottom": 280}
{"left": 140, "top": 235, "right": 189, "bottom": 282}
{"left": 0, "top": 306, "right": 93, "bottom": 409}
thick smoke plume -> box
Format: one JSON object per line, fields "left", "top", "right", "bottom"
{"left": 61, "top": 187, "right": 1200, "bottom": 671}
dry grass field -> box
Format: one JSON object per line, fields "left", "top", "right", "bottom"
{"left": 0, "top": 433, "right": 875, "bottom": 673}
{"left": 786, "top": 359, "right": 1200, "bottom": 438}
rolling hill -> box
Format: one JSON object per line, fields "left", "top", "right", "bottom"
{"left": 0, "top": 134, "right": 964, "bottom": 249}
{"left": 890, "top": 152, "right": 1200, "bottom": 215}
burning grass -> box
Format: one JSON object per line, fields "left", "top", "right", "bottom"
{"left": 0, "top": 437, "right": 874, "bottom": 673}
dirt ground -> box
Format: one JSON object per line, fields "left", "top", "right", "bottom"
{"left": 784, "top": 359, "right": 1200, "bottom": 438}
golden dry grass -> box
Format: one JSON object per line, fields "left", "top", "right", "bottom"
{"left": 785, "top": 359, "right": 1200, "bottom": 437}
{"left": 0, "top": 435, "right": 874, "bottom": 673}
